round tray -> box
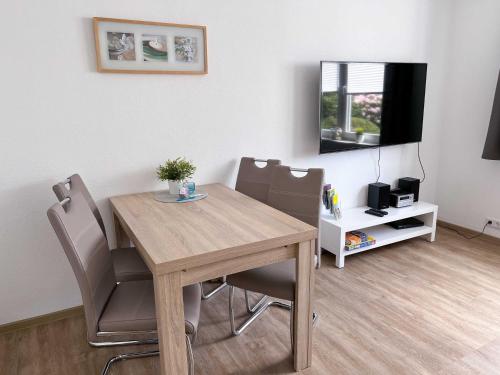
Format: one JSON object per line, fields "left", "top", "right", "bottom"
{"left": 154, "top": 191, "right": 208, "bottom": 203}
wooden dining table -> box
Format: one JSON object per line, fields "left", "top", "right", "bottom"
{"left": 110, "top": 183, "right": 317, "bottom": 374}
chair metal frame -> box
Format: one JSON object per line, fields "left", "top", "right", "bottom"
{"left": 89, "top": 333, "right": 195, "bottom": 375}
{"left": 228, "top": 286, "right": 318, "bottom": 349}
{"left": 201, "top": 276, "right": 227, "bottom": 300}
{"left": 85, "top": 284, "right": 198, "bottom": 375}
{"left": 229, "top": 286, "right": 291, "bottom": 337}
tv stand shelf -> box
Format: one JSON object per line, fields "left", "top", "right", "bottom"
{"left": 321, "top": 201, "right": 438, "bottom": 268}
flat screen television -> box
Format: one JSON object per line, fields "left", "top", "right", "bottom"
{"left": 319, "top": 61, "right": 427, "bottom": 153}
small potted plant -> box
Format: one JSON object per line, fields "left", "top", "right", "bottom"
{"left": 355, "top": 127, "right": 365, "bottom": 143}
{"left": 156, "top": 157, "right": 196, "bottom": 195}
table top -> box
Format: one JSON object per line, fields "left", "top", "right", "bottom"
{"left": 110, "top": 183, "right": 317, "bottom": 274}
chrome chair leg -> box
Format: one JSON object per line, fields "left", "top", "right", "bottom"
{"left": 102, "top": 350, "right": 159, "bottom": 375}
{"left": 244, "top": 289, "right": 269, "bottom": 313}
{"left": 230, "top": 287, "right": 319, "bottom": 352}
{"left": 201, "top": 276, "right": 227, "bottom": 300}
{"left": 89, "top": 339, "right": 158, "bottom": 347}
{"left": 229, "top": 286, "right": 291, "bottom": 336}
{"left": 97, "top": 334, "right": 194, "bottom": 375}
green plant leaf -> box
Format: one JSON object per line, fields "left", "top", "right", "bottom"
{"left": 156, "top": 157, "right": 196, "bottom": 182}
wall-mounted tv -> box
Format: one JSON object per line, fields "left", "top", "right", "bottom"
{"left": 319, "top": 61, "right": 427, "bottom": 154}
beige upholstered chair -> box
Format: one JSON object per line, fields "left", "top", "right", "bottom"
{"left": 227, "top": 165, "right": 324, "bottom": 342}
{"left": 47, "top": 192, "right": 201, "bottom": 375}
{"left": 235, "top": 157, "right": 282, "bottom": 203}
{"left": 200, "top": 157, "right": 282, "bottom": 300}
{"left": 53, "top": 174, "right": 151, "bottom": 282}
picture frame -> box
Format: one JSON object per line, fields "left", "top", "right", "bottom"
{"left": 93, "top": 17, "right": 208, "bottom": 74}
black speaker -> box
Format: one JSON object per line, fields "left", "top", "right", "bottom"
{"left": 398, "top": 177, "right": 420, "bottom": 202}
{"left": 368, "top": 183, "right": 390, "bottom": 209}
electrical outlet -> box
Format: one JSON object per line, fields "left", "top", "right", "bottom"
{"left": 487, "top": 217, "right": 500, "bottom": 229}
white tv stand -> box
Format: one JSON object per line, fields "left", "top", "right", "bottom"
{"left": 321, "top": 201, "right": 438, "bottom": 268}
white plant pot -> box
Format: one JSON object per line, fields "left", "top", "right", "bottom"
{"left": 168, "top": 180, "right": 181, "bottom": 195}
{"left": 356, "top": 134, "right": 365, "bottom": 144}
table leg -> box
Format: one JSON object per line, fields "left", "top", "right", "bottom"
{"left": 113, "top": 212, "right": 130, "bottom": 248}
{"left": 153, "top": 272, "right": 189, "bottom": 375}
{"left": 293, "top": 240, "right": 314, "bottom": 370}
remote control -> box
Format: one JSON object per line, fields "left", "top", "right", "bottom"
{"left": 373, "top": 208, "right": 388, "bottom": 215}
{"left": 365, "top": 209, "right": 385, "bottom": 217}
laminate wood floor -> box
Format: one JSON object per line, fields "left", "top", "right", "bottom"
{"left": 2, "top": 227, "right": 500, "bottom": 374}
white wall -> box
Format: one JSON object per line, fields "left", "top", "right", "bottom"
{"left": 436, "top": 0, "right": 500, "bottom": 238}
{"left": 0, "top": 0, "right": 449, "bottom": 324}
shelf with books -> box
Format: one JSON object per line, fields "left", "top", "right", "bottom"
{"left": 320, "top": 201, "right": 438, "bottom": 268}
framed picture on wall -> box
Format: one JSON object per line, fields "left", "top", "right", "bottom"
{"left": 93, "top": 17, "right": 208, "bottom": 74}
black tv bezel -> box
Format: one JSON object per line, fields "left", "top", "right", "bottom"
{"left": 318, "top": 60, "right": 427, "bottom": 154}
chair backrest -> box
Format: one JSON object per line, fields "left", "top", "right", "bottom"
{"left": 235, "top": 157, "right": 281, "bottom": 203}
{"left": 47, "top": 192, "right": 116, "bottom": 341}
{"left": 52, "top": 174, "right": 105, "bottom": 236}
{"left": 268, "top": 166, "right": 324, "bottom": 267}
{"left": 267, "top": 166, "right": 324, "bottom": 228}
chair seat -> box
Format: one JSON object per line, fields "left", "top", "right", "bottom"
{"left": 227, "top": 260, "right": 296, "bottom": 301}
{"left": 227, "top": 255, "right": 318, "bottom": 302}
{"left": 98, "top": 280, "right": 201, "bottom": 335}
{"left": 110, "top": 247, "right": 152, "bottom": 282}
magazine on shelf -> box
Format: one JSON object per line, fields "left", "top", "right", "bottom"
{"left": 344, "top": 230, "right": 376, "bottom": 251}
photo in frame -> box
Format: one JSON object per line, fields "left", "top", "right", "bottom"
{"left": 93, "top": 17, "right": 207, "bottom": 74}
